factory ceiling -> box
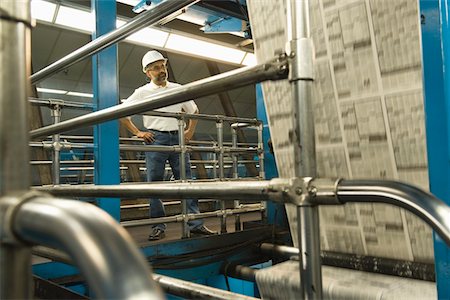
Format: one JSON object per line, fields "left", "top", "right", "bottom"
{"left": 31, "top": 0, "right": 257, "bottom": 140}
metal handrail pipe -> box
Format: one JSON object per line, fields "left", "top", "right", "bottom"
{"left": 37, "top": 180, "right": 283, "bottom": 201}
{"left": 59, "top": 135, "right": 96, "bottom": 140}
{"left": 336, "top": 179, "right": 450, "bottom": 247}
{"left": 154, "top": 274, "right": 258, "bottom": 300}
{"left": 31, "top": 160, "right": 95, "bottom": 165}
{"left": 30, "top": 141, "right": 93, "bottom": 149}
{"left": 121, "top": 198, "right": 224, "bottom": 209}
{"left": 143, "top": 111, "right": 260, "bottom": 124}
{"left": 190, "top": 140, "right": 259, "bottom": 147}
{"left": 231, "top": 122, "right": 257, "bottom": 129}
{"left": 30, "top": 0, "right": 198, "bottom": 84}
{"left": 13, "top": 195, "right": 162, "bottom": 299}
{"left": 122, "top": 210, "right": 245, "bottom": 228}
{"left": 57, "top": 136, "right": 259, "bottom": 147}
{"left": 121, "top": 145, "right": 259, "bottom": 153}
{"left": 120, "top": 144, "right": 179, "bottom": 152}
{"left": 32, "top": 142, "right": 181, "bottom": 153}
{"left": 226, "top": 147, "right": 259, "bottom": 153}
{"left": 142, "top": 111, "right": 261, "bottom": 125}
{"left": 188, "top": 146, "right": 259, "bottom": 154}
{"left": 190, "top": 159, "right": 257, "bottom": 164}
{"left": 30, "top": 57, "right": 288, "bottom": 139}
{"left": 29, "top": 98, "right": 94, "bottom": 110}
{"left": 122, "top": 215, "right": 181, "bottom": 227}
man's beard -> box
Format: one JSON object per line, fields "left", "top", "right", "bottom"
{"left": 156, "top": 72, "right": 167, "bottom": 82}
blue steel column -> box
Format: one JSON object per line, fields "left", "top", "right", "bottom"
{"left": 92, "top": 0, "right": 120, "bottom": 220}
{"left": 419, "top": 0, "right": 450, "bottom": 298}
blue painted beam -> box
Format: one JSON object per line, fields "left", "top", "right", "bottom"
{"left": 131, "top": 0, "right": 250, "bottom": 36}
{"left": 92, "top": 0, "right": 120, "bottom": 220}
{"left": 419, "top": 1, "right": 450, "bottom": 298}
{"left": 204, "top": 16, "right": 247, "bottom": 34}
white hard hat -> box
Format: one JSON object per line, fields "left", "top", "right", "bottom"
{"left": 142, "top": 50, "right": 167, "bottom": 73}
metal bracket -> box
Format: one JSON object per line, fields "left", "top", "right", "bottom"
{"left": 286, "top": 38, "right": 314, "bottom": 81}
{"left": 308, "top": 178, "right": 342, "bottom": 205}
{"left": 267, "top": 177, "right": 341, "bottom": 206}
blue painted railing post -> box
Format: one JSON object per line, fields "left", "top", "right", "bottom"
{"left": 92, "top": 0, "right": 120, "bottom": 220}
{"left": 420, "top": 1, "right": 450, "bottom": 298}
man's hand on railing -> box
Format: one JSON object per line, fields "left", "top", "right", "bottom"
{"left": 184, "top": 129, "right": 194, "bottom": 142}
{"left": 136, "top": 131, "right": 154, "bottom": 144}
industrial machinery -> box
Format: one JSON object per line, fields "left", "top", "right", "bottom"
{"left": 1, "top": 0, "right": 450, "bottom": 299}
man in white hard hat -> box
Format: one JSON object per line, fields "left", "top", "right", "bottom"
{"left": 121, "top": 50, "right": 217, "bottom": 241}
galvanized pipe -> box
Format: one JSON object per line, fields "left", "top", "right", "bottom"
{"left": 32, "top": 141, "right": 259, "bottom": 154}
{"left": 122, "top": 204, "right": 264, "bottom": 228}
{"left": 286, "top": 0, "right": 320, "bottom": 298}
{"left": 29, "top": 98, "right": 94, "bottom": 110}
{"left": 30, "top": 0, "right": 198, "bottom": 84}
{"left": 154, "top": 274, "right": 259, "bottom": 300}
{"left": 217, "top": 121, "right": 225, "bottom": 180}
{"left": 257, "top": 123, "right": 265, "bottom": 179}
{"left": 145, "top": 110, "right": 260, "bottom": 124}
{"left": 178, "top": 117, "right": 189, "bottom": 238}
{"left": 51, "top": 105, "right": 62, "bottom": 185}
{"left": 30, "top": 58, "right": 288, "bottom": 139}
{"left": 36, "top": 180, "right": 285, "bottom": 201}
{"left": 216, "top": 121, "right": 227, "bottom": 233}
{"left": 33, "top": 177, "right": 450, "bottom": 248}
{"left": 232, "top": 128, "right": 239, "bottom": 179}
{"left": 213, "top": 143, "right": 218, "bottom": 179}
{"left": 0, "top": 0, "right": 31, "bottom": 198}
{"left": 14, "top": 196, "right": 162, "bottom": 299}
{"left": 257, "top": 122, "right": 267, "bottom": 222}
{"left": 232, "top": 128, "right": 241, "bottom": 231}
{"left": 0, "top": 0, "right": 33, "bottom": 298}
{"left": 30, "top": 159, "right": 257, "bottom": 165}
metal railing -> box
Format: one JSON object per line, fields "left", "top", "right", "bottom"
{"left": 36, "top": 177, "right": 450, "bottom": 298}
{"left": 30, "top": 106, "right": 266, "bottom": 237}
{"left": 9, "top": 192, "right": 162, "bottom": 299}
{"left": 2, "top": 0, "right": 200, "bottom": 298}
{"left": 29, "top": 109, "right": 263, "bottom": 182}
{"left": 8, "top": 0, "right": 450, "bottom": 299}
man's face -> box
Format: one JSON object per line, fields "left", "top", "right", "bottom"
{"left": 146, "top": 60, "right": 168, "bottom": 86}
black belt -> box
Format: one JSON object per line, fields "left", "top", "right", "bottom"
{"left": 150, "top": 129, "right": 178, "bottom": 135}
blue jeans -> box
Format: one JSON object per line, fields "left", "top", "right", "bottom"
{"left": 145, "top": 130, "right": 203, "bottom": 231}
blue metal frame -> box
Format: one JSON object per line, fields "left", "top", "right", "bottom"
{"left": 204, "top": 16, "right": 247, "bottom": 34}
{"left": 33, "top": 262, "right": 87, "bottom": 296}
{"left": 92, "top": 0, "right": 120, "bottom": 220}
{"left": 419, "top": 0, "right": 450, "bottom": 298}
{"left": 132, "top": 0, "right": 249, "bottom": 36}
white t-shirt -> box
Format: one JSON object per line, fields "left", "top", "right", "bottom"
{"left": 123, "top": 81, "right": 198, "bottom": 131}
